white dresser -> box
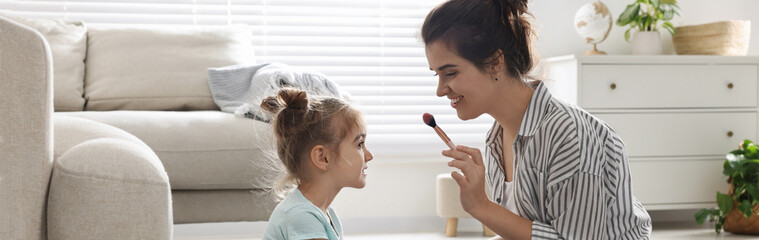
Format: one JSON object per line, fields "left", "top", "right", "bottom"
{"left": 545, "top": 55, "right": 759, "bottom": 210}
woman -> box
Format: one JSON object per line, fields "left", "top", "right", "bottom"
{"left": 422, "top": 0, "right": 651, "bottom": 239}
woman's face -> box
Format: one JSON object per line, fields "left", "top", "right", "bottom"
{"left": 425, "top": 41, "right": 496, "bottom": 120}
{"left": 331, "top": 121, "right": 373, "bottom": 189}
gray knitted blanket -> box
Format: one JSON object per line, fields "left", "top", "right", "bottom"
{"left": 207, "top": 63, "right": 346, "bottom": 122}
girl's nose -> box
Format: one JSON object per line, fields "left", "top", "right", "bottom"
{"left": 365, "top": 148, "right": 374, "bottom": 162}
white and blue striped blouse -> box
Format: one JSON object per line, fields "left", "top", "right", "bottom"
{"left": 484, "top": 81, "right": 652, "bottom": 239}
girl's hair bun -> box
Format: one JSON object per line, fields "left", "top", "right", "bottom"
{"left": 260, "top": 88, "right": 309, "bottom": 116}
{"left": 278, "top": 88, "right": 309, "bottom": 112}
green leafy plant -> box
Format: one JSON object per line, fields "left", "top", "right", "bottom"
{"left": 695, "top": 139, "right": 759, "bottom": 233}
{"left": 616, "top": 0, "right": 681, "bottom": 42}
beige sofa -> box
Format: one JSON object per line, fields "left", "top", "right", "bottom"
{"left": 0, "top": 13, "right": 282, "bottom": 240}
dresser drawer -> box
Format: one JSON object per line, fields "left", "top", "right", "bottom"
{"left": 630, "top": 159, "right": 728, "bottom": 206}
{"left": 595, "top": 112, "right": 757, "bottom": 157}
{"left": 580, "top": 64, "right": 757, "bottom": 109}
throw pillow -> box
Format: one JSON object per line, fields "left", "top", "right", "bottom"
{"left": 84, "top": 25, "right": 256, "bottom": 111}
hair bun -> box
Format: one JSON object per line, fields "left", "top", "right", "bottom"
{"left": 277, "top": 88, "right": 309, "bottom": 112}
{"left": 490, "top": 0, "right": 528, "bottom": 17}
{"left": 260, "top": 87, "right": 310, "bottom": 116}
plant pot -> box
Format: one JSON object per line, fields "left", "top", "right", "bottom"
{"left": 724, "top": 204, "right": 759, "bottom": 235}
{"left": 632, "top": 31, "right": 662, "bottom": 55}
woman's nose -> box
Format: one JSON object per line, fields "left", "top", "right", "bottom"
{"left": 436, "top": 80, "right": 449, "bottom": 97}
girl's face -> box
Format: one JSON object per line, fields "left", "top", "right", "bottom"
{"left": 332, "top": 121, "right": 373, "bottom": 189}
{"left": 425, "top": 41, "right": 497, "bottom": 120}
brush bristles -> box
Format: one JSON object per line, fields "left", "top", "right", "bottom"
{"left": 422, "top": 113, "right": 436, "bottom": 127}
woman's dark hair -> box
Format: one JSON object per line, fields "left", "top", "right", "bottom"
{"left": 422, "top": 0, "right": 535, "bottom": 81}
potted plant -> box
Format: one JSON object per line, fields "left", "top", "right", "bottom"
{"left": 695, "top": 139, "right": 759, "bottom": 234}
{"left": 616, "top": 0, "right": 681, "bottom": 55}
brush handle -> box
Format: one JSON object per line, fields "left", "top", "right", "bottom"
{"left": 445, "top": 139, "right": 456, "bottom": 150}
{"left": 433, "top": 126, "right": 456, "bottom": 150}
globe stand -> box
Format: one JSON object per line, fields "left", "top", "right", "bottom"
{"left": 584, "top": 43, "right": 607, "bottom": 55}
{"left": 575, "top": 0, "right": 612, "bottom": 56}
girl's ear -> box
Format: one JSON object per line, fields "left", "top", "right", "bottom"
{"left": 309, "top": 145, "right": 330, "bottom": 171}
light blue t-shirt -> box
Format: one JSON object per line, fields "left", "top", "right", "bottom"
{"left": 262, "top": 188, "right": 343, "bottom": 240}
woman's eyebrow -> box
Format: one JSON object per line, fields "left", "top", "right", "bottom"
{"left": 430, "top": 64, "right": 457, "bottom": 71}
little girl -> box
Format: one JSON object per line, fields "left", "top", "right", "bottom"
{"left": 261, "top": 88, "right": 373, "bottom": 240}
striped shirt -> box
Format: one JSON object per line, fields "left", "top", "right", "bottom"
{"left": 484, "top": 81, "right": 652, "bottom": 239}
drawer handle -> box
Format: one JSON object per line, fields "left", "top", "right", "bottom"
{"left": 728, "top": 83, "right": 734, "bottom": 89}
{"left": 610, "top": 83, "right": 617, "bottom": 90}
{"left": 728, "top": 131, "right": 734, "bottom": 137}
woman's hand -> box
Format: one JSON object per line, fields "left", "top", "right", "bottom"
{"left": 443, "top": 145, "right": 490, "bottom": 214}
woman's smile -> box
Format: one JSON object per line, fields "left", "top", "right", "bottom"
{"left": 450, "top": 96, "right": 463, "bottom": 108}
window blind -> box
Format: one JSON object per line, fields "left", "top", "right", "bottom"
{"left": 1, "top": 0, "right": 495, "bottom": 157}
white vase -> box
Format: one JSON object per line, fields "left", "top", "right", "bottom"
{"left": 632, "top": 31, "right": 662, "bottom": 55}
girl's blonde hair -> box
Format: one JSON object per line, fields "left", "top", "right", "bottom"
{"left": 260, "top": 87, "right": 362, "bottom": 195}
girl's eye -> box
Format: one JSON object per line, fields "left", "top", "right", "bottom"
{"left": 358, "top": 141, "right": 365, "bottom": 148}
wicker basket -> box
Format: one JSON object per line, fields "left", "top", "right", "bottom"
{"left": 723, "top": 184, "right": 759, "bottom": 234}
{"left": 673, "top": 20, "right": 751, "bottom": 56}
{"left": 724, "top": 204, "right": 759, "bottom": 235}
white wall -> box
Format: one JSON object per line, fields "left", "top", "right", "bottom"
{"left": 530, "top": 0, "right": 759, "bottom": 57}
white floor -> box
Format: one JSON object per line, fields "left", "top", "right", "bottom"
{"left": 174, "top": 221, "right": 759, "bottom": 240}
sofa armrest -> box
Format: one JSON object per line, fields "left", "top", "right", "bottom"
{"left": 0, "top": 15, "right": 55, "bottom": 239}
{"left": 49, "top": 116, "right": 172, "bottom": 239}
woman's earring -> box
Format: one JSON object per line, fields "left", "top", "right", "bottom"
{"left": 495, "top": 77, "right": 499, "bottom": 81}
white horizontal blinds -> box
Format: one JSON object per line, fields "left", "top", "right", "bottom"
{"left": 233, "top": 0, "right": 495, "bottom": 156}
{"left": 2, "top": 0, "right": 227, "bottom": 25}
{"left": 1, "top": 0, "right": 495, "bottom": 157}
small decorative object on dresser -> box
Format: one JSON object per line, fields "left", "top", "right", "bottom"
{"left": 695, "top": 139, "right": 759, "bottom": 234}
{"left": 674, "top": 20, "right": 751, "bottom": 56}
{"left": 616, "top": 0, "right": 681, "bottom": 55}
{"left": 545, "top": 54, "right": 759, "bottom": 212}
{"left": 574, "top": 0, "right": 613, "bottom": 55}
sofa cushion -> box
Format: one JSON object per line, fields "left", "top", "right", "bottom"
{"left": 84, "top": 25, "right": 256, "bottom": 111}
{"left": 0, "top": 12, "right": 87, "bottom": 111}
{"left": 56, "top": 111, "right": 284, "bottom": 190}
{"left": 173, "top": 189, "right": 279, "bottom": 223}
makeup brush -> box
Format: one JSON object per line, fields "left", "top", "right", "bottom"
{"left": 422, "top": 113, "right": 456, "bottom": 150}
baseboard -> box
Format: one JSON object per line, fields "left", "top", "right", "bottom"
{"left": 173, "top": 209, "right": 702, "bottom": 237}
{"left": 173, "top": 215, "right": 487, "bottom": 237}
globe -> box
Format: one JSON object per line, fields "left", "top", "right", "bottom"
{"left": 574, "top": 1, "right": 612, "bottom": 55}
